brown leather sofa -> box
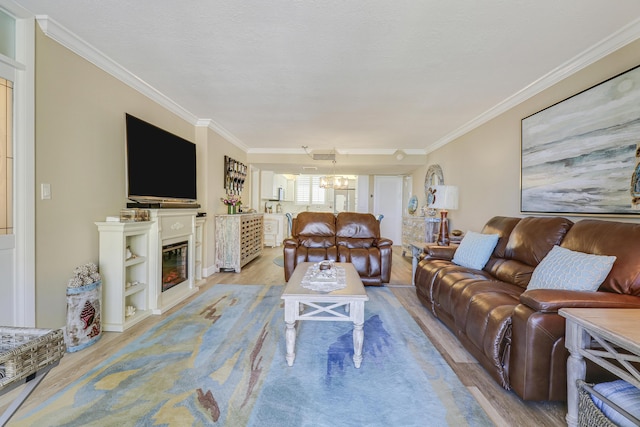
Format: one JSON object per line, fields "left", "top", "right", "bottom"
{"left": 283, "top": 211, "right": 393, "bottom": 285}
{"left": 415, "top": 216, "right": 640, "bottom": 401}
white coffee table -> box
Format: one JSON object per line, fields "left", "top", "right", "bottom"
{"left": 281, "top": 262, "right": 369, "bottom": 368}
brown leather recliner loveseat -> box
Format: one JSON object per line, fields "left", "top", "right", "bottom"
{"left": 415, "top": 216, "right": 640, "bottom": 401}
{"left": 283, "top": 211, "right": 393, "bottom": 285}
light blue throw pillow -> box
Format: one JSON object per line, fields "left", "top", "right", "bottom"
{"left": 451, "top": 231, "right": 499, "bottom": 270}
{"left": 528, "top": 245, "right": 616, "bottom": 292}
{"left": 591, "top": 380, "right": 640, "bottom": 427}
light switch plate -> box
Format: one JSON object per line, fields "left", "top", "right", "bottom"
{"left": 41, "top": 183, "right": 51, "bottom": 200}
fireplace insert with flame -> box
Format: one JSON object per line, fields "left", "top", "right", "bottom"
{"left": 162, "top": 241, "right": 188, "bottom": 292}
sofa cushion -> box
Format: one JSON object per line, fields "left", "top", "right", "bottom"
{"left": 504, "top": 217, "right": 573, "bottom": 267}
{"left": 338, "top": 246, "right": 381, "bottom": 282}
{"left": 480, "top": 216, "right": 521, "bottom": 259}
{"left": 336, "top": 212, "right": 379, "bottom": 248}
{"left": 452, "top": 231, "right": 499, "bottom": 270}
{"left": 560, "top": 220, "right": 640, "bottom": 296}
{"left": 528, "top": 245, "right": 616, "bottom": 292}
{"left": 433, "top": 270, "right": 495, "bottom": 320}
{"left": 484, "top": 258, "right": 535, "bottom": 289}
{"left": 336, "top": 212, "right": 379, "bottom": 238}
{"left": 295, "top": 212, "right": 337, "bottom": 248}
{"left": 296, "top": 212, "right": 336, "bottom": 237}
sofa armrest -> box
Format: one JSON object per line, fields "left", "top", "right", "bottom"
{"left": 376, "top": 238, "right": 393, "bottom": 248}
{"left": 424, "top": 244, "right": 457, "bottom": 261}
{"left": 520, "top": 289, "right": 640, "bottom": 313}
{"left": 283, "top": 238, "right": 299, "bottom": 248}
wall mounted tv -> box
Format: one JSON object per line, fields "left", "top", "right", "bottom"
{"left": 125, "top": 113, "right": 197, "bottom": 204}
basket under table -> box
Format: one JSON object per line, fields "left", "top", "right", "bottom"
{"left": 0, "top": 327, "right": 65, "bottom": 426}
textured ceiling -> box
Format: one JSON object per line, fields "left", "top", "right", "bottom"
{"left": 12, "top": 0, "right": 640, "bottom": 158}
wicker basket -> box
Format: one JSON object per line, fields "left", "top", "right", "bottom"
{"left": 578, "top": 380, "right": 627, "bottom": 427}
{"left": 0, "top": 327, "right": 65, "bottom": 391}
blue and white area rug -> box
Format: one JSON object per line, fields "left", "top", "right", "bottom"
{"left": 16, "top": 285, "right": 492, "bottom": 426}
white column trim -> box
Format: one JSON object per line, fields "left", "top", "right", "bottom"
{"left": 14, "top": 15, "right": 36, "bottom": 326}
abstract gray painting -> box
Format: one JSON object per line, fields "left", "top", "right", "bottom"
{"left": 521, "top": 65, "right": 640, "bottom": 214}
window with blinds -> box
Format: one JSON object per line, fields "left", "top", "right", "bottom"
{"left": 295, "top": 175, "right": 326, "bottom": 205}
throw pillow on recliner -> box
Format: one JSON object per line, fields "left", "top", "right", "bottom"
{"left": 451, "top": 231, "right": 499, "bottom": 270}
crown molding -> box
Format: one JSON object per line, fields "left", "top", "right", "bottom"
{"left": 0, "top": 0, "right": 32, "bottom": 18}
{"left": 337, "top": 148, "right": 396, "bottom": 155}
{"left": 247, "top": 147, "right": 427, "bottom": 156}
{"left": 35, "top": 16, "right": 198, "bottom": 123}
{"left": 32, "top": 15, "right": 640, "bottom": 158}
{"left": 425, "top": 17, "right": 640, "bottom": 155}
{"left": 195, "top": 118, "right": 248, "bottom": 150}
{"left": 247, "top": 147, "right": 308, "bottom": 154}
{"left": 34, "top": 15, "right": 249, "bottom": 152}
{"left": 398, "top": 149, "right": 426, "bottom": 156}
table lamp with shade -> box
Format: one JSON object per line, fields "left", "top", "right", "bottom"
{"left": 430, "top": 185, "right": 459, "bottom": 246}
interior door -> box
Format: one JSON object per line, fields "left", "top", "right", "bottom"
{"left": 373, "top": 176, "right": 403, "bottom": 245}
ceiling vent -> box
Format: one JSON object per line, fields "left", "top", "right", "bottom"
{"left": 312, "top": 153, "right": 336, "bottom": 161}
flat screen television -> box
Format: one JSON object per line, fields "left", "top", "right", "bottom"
{"left": 125, "top": 113, "right": 197, "bottom": 204}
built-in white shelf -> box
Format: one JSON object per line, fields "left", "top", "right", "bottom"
{"left": 96, "top": 209, "right": 206, "bottom": 331}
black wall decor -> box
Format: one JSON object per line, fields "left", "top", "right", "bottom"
{"left": 224, "top": 156, "right": 247, "bottom": 195}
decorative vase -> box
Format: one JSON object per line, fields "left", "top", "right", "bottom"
{"left": 227, "top": 205, "right": 236, "bottom": 214}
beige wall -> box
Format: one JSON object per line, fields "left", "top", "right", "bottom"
{"left": 34, "top": 24, "right": 640, "bottom": 326}
{"left": 200, "top": 126, "right": 248, "bottom": 273}
{"left": 34, "top": 28, "right": 244, "bottom": 327}
{"left": 412, "top": 39, "right": 640, "bottom": 233}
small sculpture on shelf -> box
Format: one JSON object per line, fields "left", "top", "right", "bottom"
{"left": 125, "top": 305, "right": 136, "bottom": 317}
{"left": 125, "top": 246, "right": 137, "bottom": 261}
{"left": 125, "top": 280, "right": 140, "bottom": 289}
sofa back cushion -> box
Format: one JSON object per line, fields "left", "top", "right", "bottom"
{"left": 481, "top": 216, "right": 572, "bottom": 288}
{"left": 504, "top": 217, "right": 573, "bottom": 266}
{"left": 561, "top": 220, "right": 640, "bottom": 295}
{"left": 336, "top": 212, "right": 379, "bottom": 248}
{"left": 481, "top": 216, "right": 521, "bottom": 259}
{"left": 485, "top": 259, "right": 535, "bottom": 289}
{"left": 294, "top": 212, "right": 336, "bottom": 248}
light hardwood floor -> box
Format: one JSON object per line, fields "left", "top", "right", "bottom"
{"left": 0, "top": 246, "right": 566, "bottom": 426}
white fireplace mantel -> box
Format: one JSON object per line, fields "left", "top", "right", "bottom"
{"left": 147, "top": 209, "right": 200, "bottom": 314}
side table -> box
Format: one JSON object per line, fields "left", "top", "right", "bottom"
{"left": 560, "top": 308, "right": 640, "bottom": 427}
{"left": 406, "top": 241, "right": 428, "bottom": 285}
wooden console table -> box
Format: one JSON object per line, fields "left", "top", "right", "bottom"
{"left": 560, "top": 308, "right": 640, "bottom": 427}
{"left": 214, "top": 213, "right": 263, "bottom": 272}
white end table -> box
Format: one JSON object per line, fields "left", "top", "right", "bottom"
{"left": 560, "top": 308, "right": 640, "bottom": 427}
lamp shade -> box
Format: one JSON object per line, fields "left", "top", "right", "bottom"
{"left": 430, "top": 185, "right": 458, "bottom": 210}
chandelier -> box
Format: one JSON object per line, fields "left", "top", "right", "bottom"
{"left": 319, "top": 160, "right": 349, "bottom": 189}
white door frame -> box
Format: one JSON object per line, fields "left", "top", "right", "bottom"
{"left": 0, "top": 2, "right": 36, "bottom": 326}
